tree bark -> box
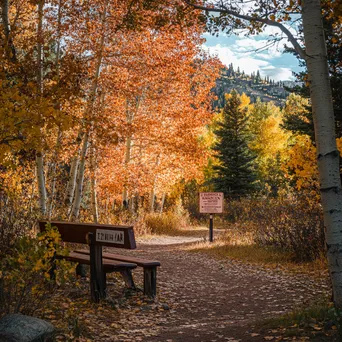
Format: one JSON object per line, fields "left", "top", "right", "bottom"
{"left": 35, "top": 0, "right": 47, "bottom": 216}
{"left": 70, "top": 132, "right": 89, "bottom": 220}
{"left": 302, "top": 0, "right": 342, "bottom": 308}
{"left": 90, "top": 146, "right": 99, "bottom": 223}
{"left": 1, "top": 0, "right": 16, "bottom": 60}
{"left": 69, "top": 0, "right": 108, "bottom": 220}
{"left": 160, "top": 193, "right": 166, "bottom": 213}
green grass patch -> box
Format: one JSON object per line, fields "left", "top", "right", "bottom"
{"left": 257, "top": 300, "right": 341, "bottom": 340}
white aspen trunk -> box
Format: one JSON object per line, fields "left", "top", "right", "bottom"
{"left": 90, "top": 146, "right": 99, "bottom": 223}
{"left": 150, "top": 155, "right": 160, "bottom": 212}
{"left": 150, "top": 187, "right": 155, "bottom": 213}
{"left": 47, "top": 131, "right": 62, "bottom": 218}
{"left": 36, "top": 152, "right": 47, "bottom": 215}
{"left": 69, "top": 0, "right": 108, "bottom": 220}
{"left": 46, "top": 0, "right": 64, "bottom": 219}
{"left": 122, "top": 135, "right": 132, "bottom": 206}
{"left": 302, "top": 0, "right": 342, "bottom": 308}
{"left": 65, "top": 155, "right": 79, "bottom": 207}
{"left": 70, "top": 133, "right": 89, "bottom": 220}
{"left": 160, "top": 193, "right": 166, "bottom": 213}
{"left": 122, "top": 98, "right": 134, "bottom": 208}
{"left": 35, "top": 0, "right": 47, "bottom": 216}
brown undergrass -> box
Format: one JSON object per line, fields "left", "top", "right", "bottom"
{"left": 187, "top": 226, "right": 329, "bottom": 277}
{"left": 144, "top": 211, "right": 189, "bottom": 235}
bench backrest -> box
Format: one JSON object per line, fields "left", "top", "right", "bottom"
{"left": 39, "top": 221, "right": 136, "bottom": 249}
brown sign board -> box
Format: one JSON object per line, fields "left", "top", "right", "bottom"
{"left": 199, "top": 192, "right": 224, "bottom": 214}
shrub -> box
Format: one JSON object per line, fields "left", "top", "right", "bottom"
{"left": 0, "top": 225, "right": 75, "bottom": 318}
{"left": 224, "top": 196, "right": 325, "bottom": 262}
{"left": 0, "top": 194, "right": 38, "bottom": 259}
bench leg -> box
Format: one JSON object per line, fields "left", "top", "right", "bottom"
{"left": 89, "top": 235, "right": 106, "bottom": 302}
{"left": 120, "top": 269, "right": 136, "bottom": 289}
{"left": 144, "top": 267, "right": 157, "bottom": 298}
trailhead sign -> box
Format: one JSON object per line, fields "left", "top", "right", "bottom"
{"left": 199, "top": 192, "right": 224, "bottom": 214}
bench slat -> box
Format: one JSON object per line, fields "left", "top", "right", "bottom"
{"left": 74, "top": 249, "right": 161, "bottom": 267}
{"left": 58, "top": 252, "right": 137, "bottom": 271}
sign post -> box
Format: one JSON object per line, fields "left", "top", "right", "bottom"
{"left": 199, "top": 192, "right": 224, "bottom": 242}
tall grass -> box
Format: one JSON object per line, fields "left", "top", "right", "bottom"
{"left": 144, "top": 211, "right": 188, "bottom": 235}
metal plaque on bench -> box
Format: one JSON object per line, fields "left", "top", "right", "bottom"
{"left": 96, "top": 229, "right": 124, "bottom": 245}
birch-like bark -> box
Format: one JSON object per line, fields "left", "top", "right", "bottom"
{"left": 122, "top": 97, "right": 135, "bottom": 207}
{"left": 70, "top": 0, "right": 108, "bottom": 220}
{"left": 90, "top": 146, "right": 99, "bottom": 223}
{"left": 35, "top": 0, "right": 47, "bottom": 216}
{"left": 70, "top": 133, "right": 88, "bottom": 220}
{"left": 64, "top": 134, "right": 82, "bottom": 208}
{"left": 160, "top": 193, "right": 166, "bottom": 213}
{"left": 47, "top": 132, "right": 62, "bottom": 218}
{"left": 36, "top": 151, "right": 47, "bottom": 215}
{"left": 150, "top": 187, "right": 155, "bottom": 213}
{"left": 122, "top": 134, "right": 132, "bottom": 207}
{"left": 302, "top": 0, "right": 342, "bottom": 308}
{"left": 150, "top": 155, "right": 160, "bottom": 212}
{"left": 46, "top": 0, "right": 64, "bottom": 219}
{"left": 1, "top": 0, "right": 16, "bottom": 60}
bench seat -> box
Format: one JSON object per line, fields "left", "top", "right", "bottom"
{"left": 75, "top": 250, "right": 160, "bottom": 267}
{"left": 58, "top": 252, "right": 137, "bottom": 272}
{"left": 74, "top": 249, "right": 160, "bottom": 297}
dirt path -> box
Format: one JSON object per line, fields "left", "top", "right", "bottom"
{"left": 100, "top": 229, "right": 332, "bottom": 342}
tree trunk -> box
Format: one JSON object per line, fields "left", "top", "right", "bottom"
{"left": 36, "top": 152, "right": 47, "bottom": 215}
{"left": 70, "top": 132, "right": 89, "bottom": 220}
{"left": 90, "top": 146, "right": 99, "bottom": 223}
{"left": 150, "top": 187, "right": 155, "bottom": 213}
{"left": 160, "top": 193, "right": 166, "bottom": 213}
{"left": 1, "top": 0, "right": 16, "bottom": 60}
{"left": 46, "top": 0, "right": 64, "bottom": 219}
{"left": 122, "top": 135, "right": 132, "bottom": 208}
{"left": 302, "top": 0, "right": 342, "bottom": 308}
{"left": 69, "top": 0, "right": 108, "bottom": 220}
{"left": 35, "top": 0, "right": 47, "bottom": 216}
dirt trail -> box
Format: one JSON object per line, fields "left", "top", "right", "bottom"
{"left": 104, "top": 229, "right": 331, "bottom": 342}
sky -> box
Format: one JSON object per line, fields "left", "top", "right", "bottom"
{"left": 202, "top": 27, "right": 304, "bottom": 82}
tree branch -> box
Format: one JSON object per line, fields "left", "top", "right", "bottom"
{"left": 183, "top": 1, "right": 306, "bottom": 60}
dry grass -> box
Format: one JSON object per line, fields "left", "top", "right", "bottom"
{"left": 187, "top": 226, "right": 329, "bottom": 277}
{"left": 144, "top": 211, "right": 188, "bottom": 235}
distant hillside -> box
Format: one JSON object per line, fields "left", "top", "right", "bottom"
{"left": 213, "top": 65, "right": 297, "bottom": 109}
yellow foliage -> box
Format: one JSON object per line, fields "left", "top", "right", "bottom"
{"left": 285, "top": 136, "right": 342, "bottom": 199}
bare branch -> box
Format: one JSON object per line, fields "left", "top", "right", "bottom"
{"left": 183, "top": 1, "right": 306, "bottom": 60}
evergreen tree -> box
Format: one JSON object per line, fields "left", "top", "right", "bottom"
{"left": 256, "top": 70, "right": 261, "bottom": 83}
{"left": 212, "top": 90, "right": 258, "bottom": 197}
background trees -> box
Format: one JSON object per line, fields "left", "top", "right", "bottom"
{"left": 184, "top": 0, "right": 342, "bottom": 310}
{"left": 212, "top": 91, "right": 258, "bottom": 197}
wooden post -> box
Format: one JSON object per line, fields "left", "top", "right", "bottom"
{"left": 88, "top": 232, "right": 106, "bottom": 302}
{"left": 209, "top": 214, "right": 213, "bottom": 242}
{"left": 144, "top": 267, "right": 157, "bottom": 298}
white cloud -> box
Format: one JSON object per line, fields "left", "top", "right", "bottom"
{"left": 203, "top": 44, "right": 294, "bottom": 81}
{"left": 204, "top": 44, "right": 269, "bottom": 74}
{"left": 260, "top": 66, "right": 294, "bottom": 81}
{"left": 234, "top": 38, "right": 283, "bottom": 58}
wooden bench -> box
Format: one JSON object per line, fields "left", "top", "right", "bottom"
{"left": 39, "top": 221, "right": 160, "bottom": 301}
{"left": 74, "top": 250, "right": 161, "bottom": 298}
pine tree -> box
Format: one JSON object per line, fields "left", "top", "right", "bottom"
{"left": 256, "top": 70, "right": 261, "bottom": 83}
{"left": 212, "top": 90, "right": 258, "bottom": 197}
